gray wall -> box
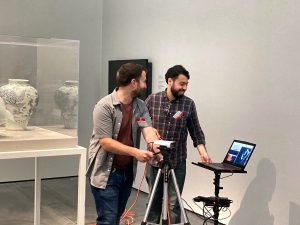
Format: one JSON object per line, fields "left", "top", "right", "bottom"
{"left": 102, "top": 1, "right": 300, "bottom": 225}
{"left": 0, "top": 0, "right": 103, "bottom": 179}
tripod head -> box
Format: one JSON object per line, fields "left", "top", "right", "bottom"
{"left": 153, "top": 140, "right": 175, "bottom": 169}
{"left": 154, "top": 140, "right": 175, "bottom": 159}
{"left": 153, "top": 140, "right": 174, "bottom": 148}
{"left": 157, "top": 145, "right": 171, "bottom": 158}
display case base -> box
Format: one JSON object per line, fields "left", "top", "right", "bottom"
{"left": 0, "top": 126, "right": 77, "bottom": 151}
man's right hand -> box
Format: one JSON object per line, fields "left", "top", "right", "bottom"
{"left": 135, "top": 150, "right": 154, "bottom": 162}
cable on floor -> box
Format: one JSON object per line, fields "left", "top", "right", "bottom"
{"left": 120, "top": 161, "right": 148, "bottom": 225}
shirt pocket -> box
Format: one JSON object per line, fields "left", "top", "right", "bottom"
{"left": 174, "top": 115, "right": 186, "bottom": 129}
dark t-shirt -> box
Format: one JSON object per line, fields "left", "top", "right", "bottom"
{"left": 112, "top": 102, "right": 133, "bottom": 169}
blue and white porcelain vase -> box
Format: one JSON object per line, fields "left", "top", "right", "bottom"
{"left": 54, "top": 80, "right": 78, "bottom": 129}
{"left": 0, "top": 79, "right": 39, "bottom": 130}
{"left": 0, "top": 96, "right": 15, "bottom": 126}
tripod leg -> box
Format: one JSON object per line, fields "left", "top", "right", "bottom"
{"left": 161, "top": 172, "right": 169, "bottom": 225}
{"left": 169, "top": 169, "right": 190, "bottom": 224}
{"left": 141, "top": 168, "right": 163, "bottom": 224}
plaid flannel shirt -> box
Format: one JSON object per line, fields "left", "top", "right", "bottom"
{"left": 145, "top": 90, "right": 205, "bottom": 168}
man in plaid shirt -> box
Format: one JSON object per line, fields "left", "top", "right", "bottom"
{"left": 145, "top": 65, "right": 211, "bottom": 224}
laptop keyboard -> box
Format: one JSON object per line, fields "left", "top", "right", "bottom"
{"left": 210, "top": 163, "right": 240, "bottom": 170}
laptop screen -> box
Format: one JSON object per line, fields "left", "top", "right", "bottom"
{"left": 223, "top": 140, "right": 256, "bottom": 169}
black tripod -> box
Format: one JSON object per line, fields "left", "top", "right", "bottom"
{"left": 141, "top": 146, "right": 190, "bottom": 225}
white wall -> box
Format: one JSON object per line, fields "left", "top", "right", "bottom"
{"left": 1, "top": 1, "right": 299, "bottom": 224}
{"left": 102, "top": 1, "right": 300, "bottom": 224}
{"left": 0, "top": 0, "right": 103, "bottom": 180}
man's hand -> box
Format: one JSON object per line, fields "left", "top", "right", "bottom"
{"left": 135, "top": 150, "right": 154, "bottom": 162}
{"left": 142, "top": 127, "right": 162, "bottom": 164}
{"left": 152, "top": 128, "right": 161, "bottom": 140}
{"left": 200, "top": 150, "right": 211, "bottom": 164}
{"left": 197, "top": 144, "right": 211, "bottom": 164}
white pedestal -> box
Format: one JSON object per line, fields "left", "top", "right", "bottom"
{"left": 0, "top": 126, "right": 86, "bottom": 225}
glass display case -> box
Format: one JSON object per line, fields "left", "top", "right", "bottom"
{"left": 0, "top": 35, "right": 80, "bottom": 150}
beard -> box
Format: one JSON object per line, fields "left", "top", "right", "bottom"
{"left": 133, "top": 87, "right": 146, "bottom": 98}
{"left": 171, "top": 85, "right": 185, "bottom": 99}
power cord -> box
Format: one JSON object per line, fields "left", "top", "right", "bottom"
{"left": 201, "top": 206, "right": 232, "bottom": 224}
{"left": 182, "top": 198, "right": 196, "bottom": 213}
{"left": 120, "top": 141, "right": 163, "bottom": 225}
{"left": 120, "top": 161, "right": 148, "bottom": 225}
{"left": 220, "top": 173, "right": 233, "bottom": 179}
{"left": 218, "top": 207, "right": 232, "bottom": 221}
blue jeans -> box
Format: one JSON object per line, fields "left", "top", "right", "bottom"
{"left": 146, "top": 160, "right": 186, "bottom": 224}
{"left": 91, "top": 167, "right": 133, "bottom": 225}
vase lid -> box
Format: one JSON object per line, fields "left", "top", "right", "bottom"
{"left": 65, "top": 80, "right": 78, "bottom": 86}
{"left": 8, "top": 79, "right": 29, "bottom": 84}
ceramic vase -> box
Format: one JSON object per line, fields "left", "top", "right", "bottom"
{"left": 0, "top": 96, "right": 15, "bottom": 126}
{"left": 0, "top": 79, "right": 39, "bottom": 130}
{"left": 0, "top": 97, "right": 7, "bottom": 126}
{"left": 54, "top": 80, "right": 78, "bottom": 129}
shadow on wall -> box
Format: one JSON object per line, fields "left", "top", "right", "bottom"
{"left": 228, "top": 158, "right": 276, "bottom": 225}
{"left": 289, "top": 202, "right": 300, "bottom": 225}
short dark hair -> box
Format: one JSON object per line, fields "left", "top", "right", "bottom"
{"left": 116, "top": 63, "right": 147, "bottom": 87}
{"left": 165, "top": 65, "right": 190, "bottom": 83}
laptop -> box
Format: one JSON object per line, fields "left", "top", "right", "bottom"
{"left": 196, "top": 140, "right": 256, "bottom": 173}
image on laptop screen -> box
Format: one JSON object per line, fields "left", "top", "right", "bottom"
{"left": 224, "top": 140, "right": 255, "bottom": 168}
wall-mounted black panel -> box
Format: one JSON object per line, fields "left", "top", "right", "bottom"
{"left": 108, "top": 59, "right": 152, "bottom": 100}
